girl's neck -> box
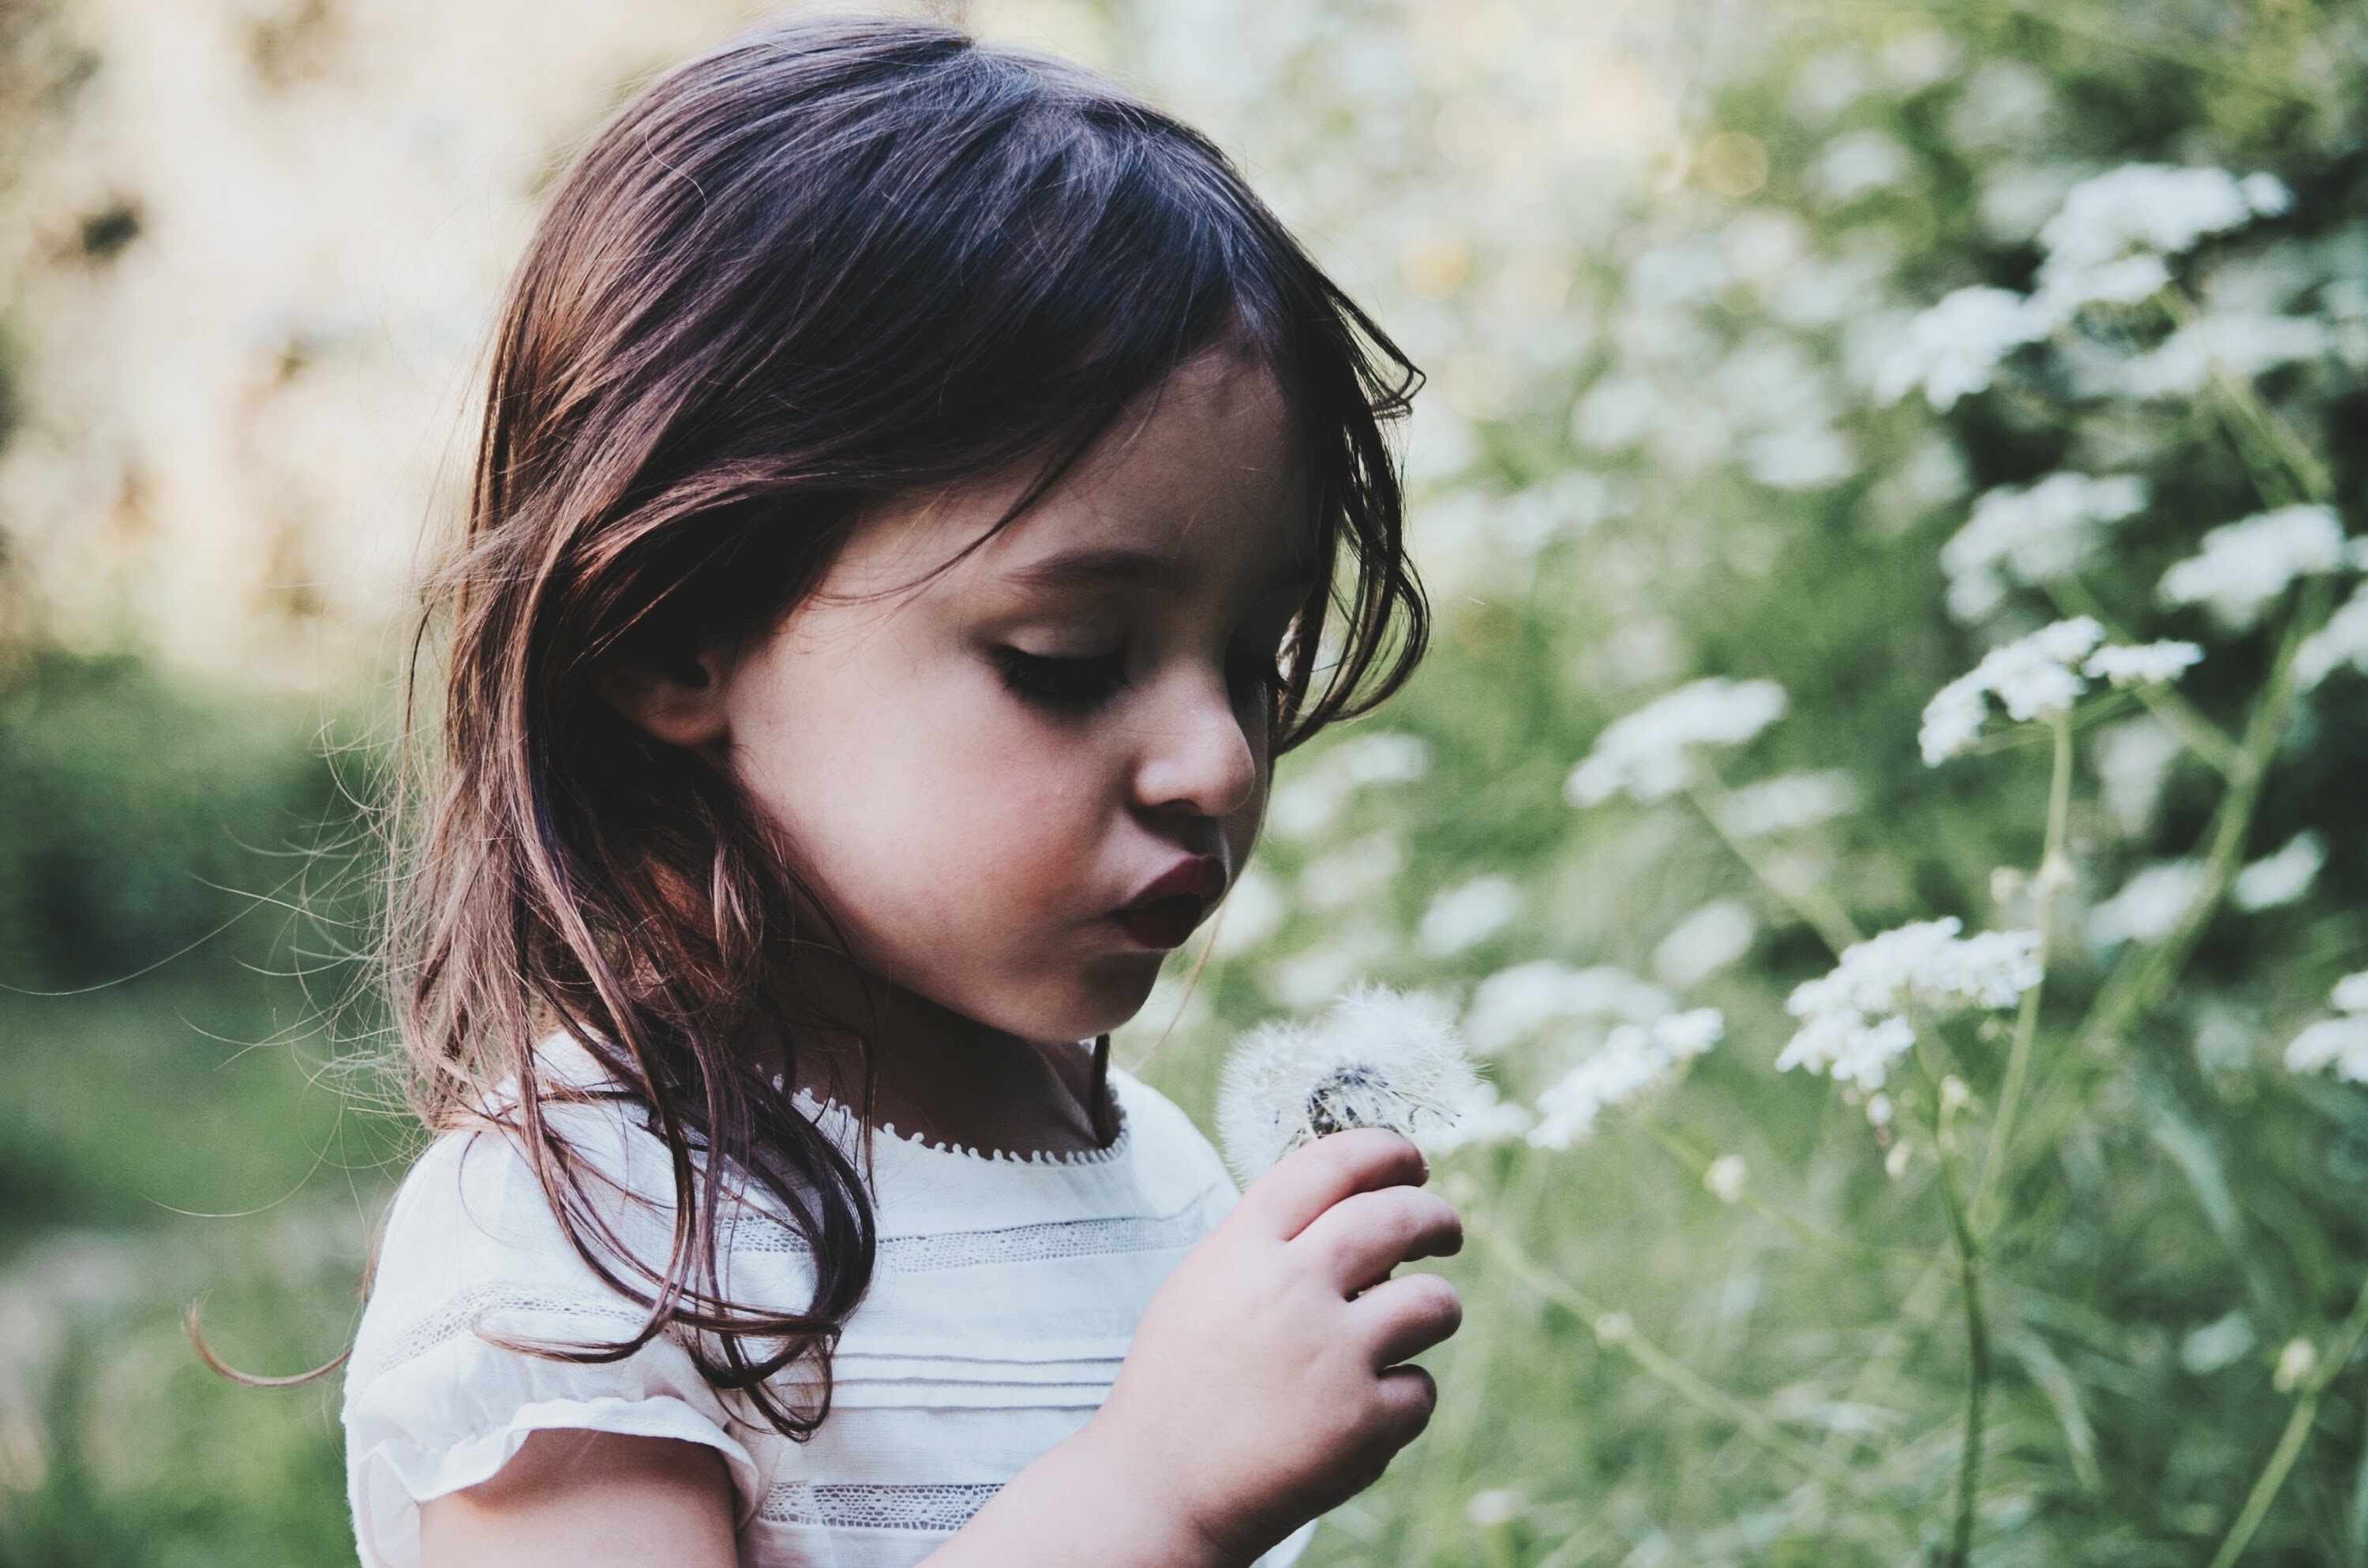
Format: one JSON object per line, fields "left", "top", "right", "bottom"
{"left": 770, "top": 945, "right": 1110, "bottom": 1160}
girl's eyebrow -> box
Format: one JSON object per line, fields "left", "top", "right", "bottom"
{"left": 1007, "top": 544, "right": 1170, "bottom": 589}
{"left": 1006, "top": 544, "right": 1320, "bottom": 593}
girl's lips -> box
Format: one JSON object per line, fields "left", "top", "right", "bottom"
{"left": 1114, "top": 896, "right": 1209, "bottom": 949}
{"left": 1113, "top": 855, "right": 1227, "bottom": 949}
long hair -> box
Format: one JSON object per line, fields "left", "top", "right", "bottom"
{"left": 395, "top": 14, "right": 1429, "bottom": 1439}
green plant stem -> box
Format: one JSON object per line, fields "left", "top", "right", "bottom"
{"left": 2206, "top": 1273, "right": 2368, "bottom": 1568}
{"left": 1971, "top": 713, "right": 2071, "bottom": 1234}
{"left": 2078, "top": 582, "right": 2326, "bottom": 1056}
{"left": 1470, "top": 1215, "right": 1878, "bottom": 1499}
{"left": 1644, "top": 1122, "right": 1920, "bottom": 1267}
{"left": 1687, "top": 773, "right": 1864, "bottom": 956}
{"left": 1915, "top": 1035, "right": 1991, "bottom": 1568}
{"left": 2044, "top": 578, "right": 2240, "bottom": 774}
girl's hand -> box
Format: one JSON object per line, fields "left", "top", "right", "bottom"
{"left": 1066, "top": 1128, "right": 1463, "bottom": 1564}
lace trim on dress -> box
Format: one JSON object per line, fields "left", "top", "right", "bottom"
{"left": 789, "top": 1085, "right": 1134, "bottom": 1167}
{"left": 354, "top": 1282, "right": 654, "bottom": 1379}
{"left": 759, "top": 1480, "right": 1004, "bottom": 1532}
{"left": 724, "top": 1181, "right": 1225, "bottom": 1272}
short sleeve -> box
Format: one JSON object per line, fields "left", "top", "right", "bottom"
{"left": 342, "top": 1103, "right": 794, "bottom": 1568}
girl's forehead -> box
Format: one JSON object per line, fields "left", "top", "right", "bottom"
{"left": 841, "top": 357, "right": 1316, "bottom": 600}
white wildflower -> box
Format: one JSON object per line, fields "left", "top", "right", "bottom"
{"left": 1874, "top": 286, "right": 2048, "bottom": 410}
{"left": 2096, "top": 717, "right": 2183, "bottom": 836}
{"left": 1703, "top": 1154, "right": 1748, "bottom": 1204}
{"left": 2181, "top": 1312, "right": 2257, "bottom": 1375}
{"left": 1812, "top": 129, "right": 1914, "bottom": 205}
{"left": 1463, "top": 961, "right": 1673, "bottom": 1053}
{"left": 2083, "top": 640, "right": 2204, "bottom": 687}
{"left": 2035, "top": 164, "right": 2290, "bottom": 314}
{"left": 1651, "top": 900, "right": 1758, "bottom": 990}
{"left": 2158, "top": 505, "right": 2348, "bottom": 629}
{"left": 1778, "top": 919, "right": 2041, "bottom": 1089}
{"left": 1884, "top": 1141, "right": 1914, "bottom": 1178}
{"left": 1919, "top": 617, "right": 2104, "bottom": 765}
{"left": 1298, "top": 833, "right": 1404, "bottom": 911}
{"left": 1420, "top": 1080, "right": 1534, "bottom": 1156}
{"left": 2284, "top": 971, "right": 2368, "bottom": 1083}
{"left": 2088, "top": 860, "right": 2205, "bottom": 947}
{"left": 1566, "top": 678, "right": 1788, "bottom": 807}
{"left": 1527, "top": 1009, "right": 1724, "bottom": 1150}
{"left": 1940, "top": 473, "right": 2146, "bottom": 622}
{"left": 2124, "top": 313, "right": 2331, "bottom": 398}
{"left": 1211, "top": 867, "right": 1288, "bottom": 956}
{"left": 1216, "top": 985, "right": 1478, "bottom": 1181}
{"left": 2295, "top": 582, "right": 2368, "bottom": 690}
{"left": 2275, "top": 1338, "right": 2319, "bottom": 1394}
{"left": 1465, "top": 1490, "right": 1521, "bottom": 1529}
{"left": 1864, "top": 1092, "right": 1894, "bottom": 1128}
{"left": 1417, "top": 876, "right": 1522, "bottom": 956}
{"left": 2232, "top": 832, "right": 2325, "bottom": 911}
{"left": 1267, "top": 732, "right": 1432, "bottom": 840}
{"left": 1718, "top": 769, "right": 1860, "bottom": 837}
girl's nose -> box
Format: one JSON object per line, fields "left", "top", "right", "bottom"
{"left": 1131, "top": 670, "right": 1260, "bottom": 821}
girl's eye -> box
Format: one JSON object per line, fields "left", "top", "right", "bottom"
{"left": 995, "top": 648, "right": 1130, "bottom": 712}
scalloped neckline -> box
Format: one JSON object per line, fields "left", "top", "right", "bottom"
{"left": 789, "top": 1084, "right": 1133, "bottom": 1168}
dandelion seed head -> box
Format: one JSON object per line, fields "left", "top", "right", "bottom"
{"left": 1565, "top": 678, "right": 1789, "bottom": 807}
{"left": 2158, "top": 505, "right": 2348, "bottom": 630}
{"left": 1216, "top": 984, "right": 1478, "bottom": 1180}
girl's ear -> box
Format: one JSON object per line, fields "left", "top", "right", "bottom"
{"left": 593, "top": 646, "right": 735, "bottom": 750}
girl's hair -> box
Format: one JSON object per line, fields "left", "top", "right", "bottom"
{"left": 398, "top": 13, "right": 1426, "bottom": 1439}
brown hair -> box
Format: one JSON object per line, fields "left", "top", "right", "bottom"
{"left": 395, "top": 13, "right": 1427, "bottom": 1438}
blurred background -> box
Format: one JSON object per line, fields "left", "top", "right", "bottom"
{"left": 2, "top": 0, "right": 2363, "bottom": 1562}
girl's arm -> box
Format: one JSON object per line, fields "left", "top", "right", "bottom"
{"left": 422, "top": 1128, "right": 1459, "bottom": 1568}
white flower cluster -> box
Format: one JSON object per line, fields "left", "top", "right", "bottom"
{"left": 1265, "top": 732, "right": 1430, "bottom": 840}
{"left": 2088, "top": 860, "right": 2205, "bottom": 948}
{"left": 1716, "top": 769, "right": 1860, "bottom": 837}
{"left": 2297, "top": 583, "right": 2368, "bottom": 690}
{"left": 1565, "top": 678, "right": 1789, "bottom": 806}
{"left": 2232, "top": 832, "right": 2325, "bottom": 912}
{"left": 2286, "top": 973, "right": 2368, "bottom": 1083}
{"left": 2034, "top": 164, "right": 2291, "bottom": 314}
{"left": 1462, "top": 960, "right": 1674, "bottom": 1054}
{"left": 2124, "top": 313, "right": 2332, "bottom": 399}
{"left": 1878, "top": 163, "right": 2291, "bottom": 409}
{"left": 2157, "top": 505, "right": 2351, "bottom": 629}
{"left": 1940, "top": 473, "right": 2147, "bottom": 622}
{"left": 1778, "top": 919, "right": 2040, "bottom": 1090}
{"left": 1527, "top": 1009, "right": 1725, "bottom": 1150}
{"left": 1216, "top": 985, "right": 1478, "bottom": 1180}
{"left": 1919, "top": 618, "right": 2201, "bottom": 765}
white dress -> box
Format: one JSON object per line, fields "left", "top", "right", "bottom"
{"left": 342, "top": 1038, "right": 1317, "bottom": 1568}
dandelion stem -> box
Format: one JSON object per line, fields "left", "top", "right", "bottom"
{"left": 1470, "top": 1216, "right": 1879, "bottom": 1499}
{"left": 1687, "top": 772, "right": 1863, "bottom": 956}
{"left": 2206, "top": 1271, "right": 2368, "bottom": 1568}
{"left": 1972, "top": 713, "right": 2070, "bottom": 1234}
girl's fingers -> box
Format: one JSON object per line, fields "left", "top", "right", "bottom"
{"left": 1354, "top": 1272, "right": 1463, "bottom": 1368}
{"left": 1235, "top": 1129, "right": 1430, "bottom": 1241}
{"left": 1370, "top": 1363, "right": 1440, "bottom": 1446}
{"left": 1295, "top": 1185, "right": 1463, "bottom": 1293}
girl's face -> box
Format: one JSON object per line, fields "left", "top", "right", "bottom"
{"left": 710, "top": 352, "right": 1310, "bottom": 1043}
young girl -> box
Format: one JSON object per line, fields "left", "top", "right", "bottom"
{"left": 343, "top": 17, "right": 1462, "bottom": 1567}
